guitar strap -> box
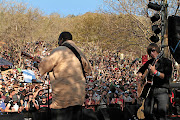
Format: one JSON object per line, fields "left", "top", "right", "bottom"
{"left": 62, "top": 43, "right": 86, "bottom": 78}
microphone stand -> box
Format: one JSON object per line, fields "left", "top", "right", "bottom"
{"left": 47, "top": 72, "right": 50, "bottom": 120}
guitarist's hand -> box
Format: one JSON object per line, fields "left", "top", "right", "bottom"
{"left": 148, "top": 64, "right": 156, "bottom": 75}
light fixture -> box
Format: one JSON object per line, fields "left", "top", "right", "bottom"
{"left": 148, "top": 2, "right": 161, "bottom": 11}
{"left": 152, "top": 25, "right": 161, "bottom": 34}
{"left": 150, "top": 35, "right": 159, "bottom": 43}
{"left": 148, "top": 2, "right": 162, "bottom": 43}
{"left": 150, "top": 13, "right": 160, "bottom": 23}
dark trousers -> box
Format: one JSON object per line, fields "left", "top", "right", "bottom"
{"left": 144, "top": 88, "right": 169, "bottom": 120}
{"left": 50, "top": 105, "right": 98, "bottom": 120}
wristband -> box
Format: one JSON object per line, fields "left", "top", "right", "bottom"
{"left": 156, "top": 71, "right": 160, "bottom": 76}
{"left": 154, "top": 70, "right": 158, "bottom": 75}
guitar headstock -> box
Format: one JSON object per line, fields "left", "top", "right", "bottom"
{"left": 156, "top": 50, "right": 164, "bottom": 60}
{"left": 152, "top": 50, "right": 164, "bottom": 65}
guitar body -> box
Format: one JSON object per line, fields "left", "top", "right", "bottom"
{"left": 137, "top": 100, "right": 145, "bottom": 119}
{"left": 138, "top": 82, "right": 152, "bottom": 98}
{"left": 137, "top": 69, "right": 152, "bottom": 98}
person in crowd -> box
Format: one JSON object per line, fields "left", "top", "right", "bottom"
{"left": 110, "top": 92, "right": 119, "bottom": 104}
{"left": 85, "top": 93, "right": 96, "bottom": 112}
{"left": 0, "top": 96, "right": 6, "bottom": 113}
{"left": 44, "top": 91, "right": 52, "bottom": 105}
{"left": 92, "top": 89, "right": 101, "bottom": 105}
{"left": 137, "top": 43, "right": 172, "bottom": 120}
{"left": 98, "top": 90, "right": 109, "bottom": 110}
{"left": 24, "top": 92, "right": 39, "bottom": 119}
{"left": 0, "top": 89, "right": 6, "bottom": 101}
{"left": 39, "top": 95, "right": 48, "bottom": 112}
{"left": 38, "top": 31, "right": 93, "bottom": 120}
{"left": 4, "top": 89, "right": 16, "bottom": 106}
{"left": 5, "top": 93, "right": 22, "bottom": 113}
{"left": 18, "top": 84, "right": 26, "bottom": 95}
{"left": 117, "top": 94, "right": 124, "bottom": 111}
{"left": 123, "top": 91, "right": 132, "bottom": 105}
{"left": 33, "top": 88, "right": 43, "bottom": 103}
{"left": 1, "top": 82, "right": 6, "bottom": 95}
{"left": 25, "top": 92, "right": 39, "bottom": 111}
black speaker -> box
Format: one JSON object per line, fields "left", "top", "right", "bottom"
{"left": 168, "top": 15, "right": 180, "bottom": 64}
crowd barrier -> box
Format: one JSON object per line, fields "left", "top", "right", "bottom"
{"left": 0, "top": 113, "right": 24, "bottom": 120}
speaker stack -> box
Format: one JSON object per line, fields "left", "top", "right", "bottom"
{"left": 168, "top": 15, "right": 180, "bottom": 64}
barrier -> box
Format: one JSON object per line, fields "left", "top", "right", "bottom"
{"left": 0, "top": 113, "right": 24, "bottom": 120}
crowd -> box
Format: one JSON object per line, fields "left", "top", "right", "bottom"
{"left": 0, "top": 41, "right": 178, "bottom": 119}
{"left": 84, "top": 52, "right": 141, "bottom": 112}
{"left": 0, "top": 42, "right": 53, "bottom": 119}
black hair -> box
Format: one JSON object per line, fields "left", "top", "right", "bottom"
{"left": 147, "top": 43, "right": 160, "bottom": 55}
{"left": 58, "top": 31, "right": 72, "bottom": 41}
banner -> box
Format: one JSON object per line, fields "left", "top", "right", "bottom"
{"left": 22, "top": 70, "right": 36, "bottom": 83}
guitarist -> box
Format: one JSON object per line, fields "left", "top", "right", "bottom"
{"left": 137, "top": 43, "right": 172, "bottom": 120}
{"left": 38, "top": 32, "right": 95, "bottom": 120}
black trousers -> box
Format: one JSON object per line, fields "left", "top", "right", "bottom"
{"left": 144, "top": 88, "right": 169, "bottom": 120}
{"left": 50, "top": 105, "right": 98, "bottom": 120}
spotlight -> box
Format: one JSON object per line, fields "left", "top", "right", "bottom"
{"left": 150, "top": 13, "right": 160, "bottom": 23}
{"left": 150, "top": 35, "right": 159, "bottom": 43}
{"left": 148, "top": 2, "right": 161, "bottom": 11}
{"left": 152, "top": 25, "right": 161, "bottom": 34}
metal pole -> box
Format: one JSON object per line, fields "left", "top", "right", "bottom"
{"left": 161, "top": 0, "right": 168, "bottom": 58}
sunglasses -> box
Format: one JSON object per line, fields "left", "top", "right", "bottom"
{"left": 148, "top": 49, "right": 156, "bottom": 54}
{"left": 151, "top": 49, "right": 156, "bottom": 52}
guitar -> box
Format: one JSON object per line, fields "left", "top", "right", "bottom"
{"left": 21, "top": 52, "right": 41, "bottom": 69}
{"left": 137, "top": 50, "right": 164, "bottom": 98}
{"left": 21, "top": 52, "right": 41, "bottom": 63}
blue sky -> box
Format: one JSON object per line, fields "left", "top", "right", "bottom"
{"left": 24, "top": 0, "right": 104, "bottom": 16}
